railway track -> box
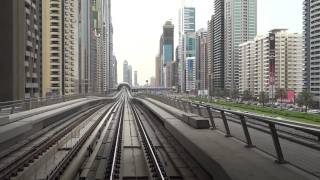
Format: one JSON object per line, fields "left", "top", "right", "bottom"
{"left": 0, "top": 89, "right": 212, "bottom": 179}
{"left": 101, "top": 89, "right": 211, "bottom": 179}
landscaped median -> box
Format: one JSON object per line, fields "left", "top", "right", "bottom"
{"left": 185, "top": 97, "right": 320, "bottom": 125}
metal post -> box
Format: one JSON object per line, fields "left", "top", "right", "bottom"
{"left": 220, "top": 111, "right": 232, "bottom": 137}
{"left": 196, "top": 104, "right": 202, "bottom": 116}
{"left": 268, "top": 123, "right": 286, "bottom": 164}
{"left": 206, "top": 107, "right": 216, "bottom": 129}
{"left": 239, "top": 115, "right": 254, "bottom": 147}
{"left": 182, "top": 101, "right": 187, "bottom": 112}
{"left": 174, "top": 99, "right": 178, "bottom": 108}
{"left": 10, "top": 106, "right": 15, "bottom": 114}
{"left": 188, "top": 102, "right": 193, "bottom": 113}
{"left": 28, "top": 100, "right": 32, "bottom": 110}
{"left": 178, "top": 100, "right": 184, "bottom": 110}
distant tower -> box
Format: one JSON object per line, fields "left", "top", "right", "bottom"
{"left": 162, "top": 21, "right": 174, "bottom": 66}
{"left": 123, "top": 60, "right": 129, "bottom": 83}
{"left": 128, "top": 65, "right": 133, "bottom": 86}
{"left": 134, "top": 71, "right": 138, "bottom": 87}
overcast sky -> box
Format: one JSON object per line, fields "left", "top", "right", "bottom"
{"left": 112, "top": 0, "right": 303, "bottom": 85}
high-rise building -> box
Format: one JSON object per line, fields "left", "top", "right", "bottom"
{"left": 64, "top": 0, "right": 79, "bottom": 95}
{"left": 123, "top": 60, "right": 129, "bottom": 83}
{"left": 128, "top": 65, "right": 133, "bottom": 86}
{"left": 164, "top": 61, "right": 179, "bottom": 88}
{"left": 43, "top": 0, "right": 79, "bottom": 96}
{"left": 184, "top": 33, "right": 197, "bottom": 59}
{"left": 304, "top": 0, "right": 320, "bottom": 105}
{"left": 42, "top": 0, "right": 63, "bottom": 96}
{"left": 181, "top": 32, "right": 196, "bottom": 92}
{"left": 85, "top": 0, "right": 114, "bottom": 93}
{"left": 179, "top": 5, "right": 196, "bottom": 92}
{"left": 162, "top": 21, "right": 174, "bottom": 66}
{"left": 224, "top": 0, "right": 257, "bottom": 91}
{"left": 196, "top": 29, "right": 208, "bottom": 92}
{"left": 112, "top": 56, "right": 118, "bottom": 87}
{"left": 0, "top": 0, "right": 42, "bottom": 101}
{"left": 79, "top": 0, "right": 91, "bottom": 94}
{"left": 105, "top": 0, "right": 114, "bottom": 91}
{"left": 213, "top": 0, "right": 225, "bottom": 93}
{"left": 207, "top": 16, "right": 214, "bottom": 96}
{"left": 239, "top": 29, "right": 304, "bottom": 98}
{"left": 155, "top": 55, "right": 161, "bottom": 87}
{"left": 186, "top": 57, "right": 196, "bottom": 92}
{"left": 159, "top": 35, "right": 164, "bottom": 86}
{"left": 134, "top": 71, "right": 138, "bottom": 87}
{"left": 150, "top": 77, "right": 156, "bottom": 87}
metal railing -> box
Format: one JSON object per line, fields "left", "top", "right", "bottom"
{"left": 0, "top": 92, "right": 113, "bottom": 115}
{"left": 145, "top": 93, "right": 320, "bottom": 165}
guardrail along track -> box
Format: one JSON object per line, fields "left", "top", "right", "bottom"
{"left": 144, "top": 93, "right": 320, "bottom": 178}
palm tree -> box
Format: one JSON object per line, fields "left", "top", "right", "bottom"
{"left": 243, "top": 89, "right": 252, "bottom": 101}
{"left": 259, "top": 91, "right": 268, "bottom": 107}
{"left": 297, "top": 90, "right": 313, "bottom": 112}
{"left": 231, "top": 89, "right": 239, "bottom": 100}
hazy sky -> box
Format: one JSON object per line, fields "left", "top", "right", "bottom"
{"left": 112, "top": 0, "right": 303, "bottom": 85}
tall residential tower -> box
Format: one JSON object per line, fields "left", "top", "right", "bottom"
{"left": 304, "top": 0, "right": 320, "bottom": 105}
{"left": 0, "top": 0, "right": 42, "bottom": 101}
{"left": 224, "top": 0, "right": 257, "bottom": 92}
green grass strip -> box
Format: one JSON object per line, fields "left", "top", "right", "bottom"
{"left": 186, "top": 97, "right": 320, "bottom": 125}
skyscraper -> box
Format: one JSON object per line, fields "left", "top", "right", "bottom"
{"left": 207, "top": 16, "right": 214, "bottom": 96}
{"left": 186, "top": 57, "right": 196, "bottom": 92}
{"left": 224, "top": 0, "right": 257, "bottom": 92}
{"left": 79, "top": 0, "right": 91, "bottom": 94}
{"left": 304, "top": 0, "right": 320, "bottom": 105}
{"left": 155, "top": 55, "right": 161, "bottom": 87}
{"left": 123, "top": 60, "right": 129, "bottom": 83}
{"left": 42, "top": 0, "right": 63, "bottom": 96}
{"left": 162, "top": 21, "right": 174, "bottom": 66}
{"left": 0, "top": 0, "right": 42, "bottom": 101}
{"left": 64, "top": 0, "right": 79, "bottom": 95}
{"left": 112, "top": 56, "right": 118, "bottom": 87}
{"left": 43, "top": 0, "right": 79, "bottom": 96}
{"left": 196, "top": 29, "right": 208, "bottom": 92}
{"left": 128, "top": 65, "right": 133, "bottom": 86}
{"left": 85, "top": 0, "right": 114, "bottom": 93}
{"left": 179, "top": 5, "right": 196, "bottom": 92}
{"left": 134, "top": 71, "right": 138, "bottom": 87}
{"left": 213, "top": 0, "right": 225, "bottom": 93}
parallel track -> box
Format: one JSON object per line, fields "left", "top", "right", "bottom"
{"left": 0, "top": 103, "right": 105, "bottom": 179}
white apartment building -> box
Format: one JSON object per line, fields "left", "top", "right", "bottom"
{"left": 239, "top": 29, "right": 304, "bottom": 98}
{"left": 43, "top": 0, "right": 78, "bottom": 96}
{"left": 64, "top": 0, "right": 79, "bottom": 95}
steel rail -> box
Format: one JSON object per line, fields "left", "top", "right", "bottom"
{"left": 48, "top": 98, "right": 122, "bottom": 180}
{"left": 130, "top": 102, "right": 167, "bottom": 180}
{"left": 106, "top": 92, "right": 125, "bottom": 180}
